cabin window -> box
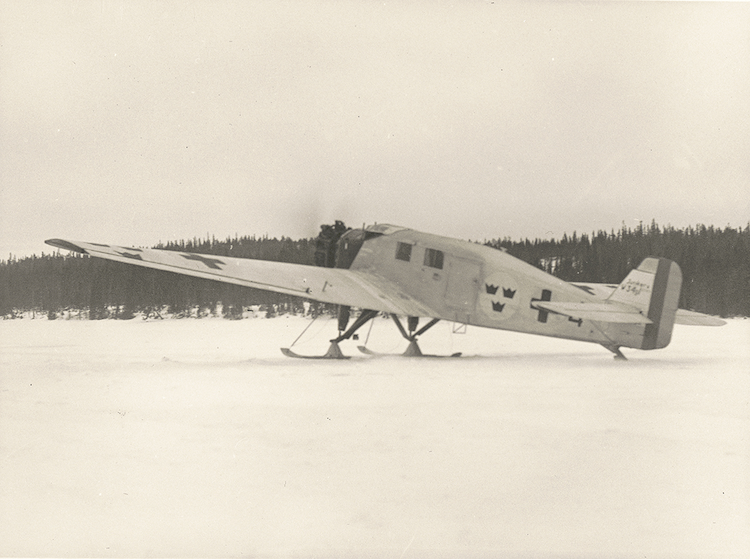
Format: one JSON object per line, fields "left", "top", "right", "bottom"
{"left": 424, "top": 248, "right": 444, "bottom": 269}
{"left": 395, "top": 242, "right": 412, "bottom": 262}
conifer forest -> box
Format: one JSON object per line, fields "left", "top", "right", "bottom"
{"left": 1, "top": 222, "right": 748, "bottom": 319}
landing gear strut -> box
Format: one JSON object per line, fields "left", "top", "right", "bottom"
{"left": 390, "top": 315, "right": 441, "bottom": 356}
{"left": 281, "top": 306, "right": 379, "bottom": 359}
{"left": 328, "top": 307, "right": 380, "bottom": 354}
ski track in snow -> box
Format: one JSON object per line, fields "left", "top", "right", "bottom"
{"left": 1, "top": 316, "right": 748, "bottom": 558}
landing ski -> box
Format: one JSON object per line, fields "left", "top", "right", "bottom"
{"left": 280, "top": 343, "right": 351, "bottom": 360}
{"left": 357, "top": 346, "right": 462, "bottom": 358}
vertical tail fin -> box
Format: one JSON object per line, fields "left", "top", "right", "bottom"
{"left": 608, "top": 257, "right": 683, "bottom": 350}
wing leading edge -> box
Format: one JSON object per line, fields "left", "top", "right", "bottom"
{"left": 44, "top": 238, "right": 436, "bottom": 317}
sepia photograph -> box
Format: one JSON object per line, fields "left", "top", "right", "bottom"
{"left": 1, "top": 1, "right": 748, "bottom": 557}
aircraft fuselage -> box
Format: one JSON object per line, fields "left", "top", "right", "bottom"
{"left": 339, "top": 224, "right": 642, "bottom": 349}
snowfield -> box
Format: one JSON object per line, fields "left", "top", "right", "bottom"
{"left": 1, "top": 315, "right": 748, "bottom": 558}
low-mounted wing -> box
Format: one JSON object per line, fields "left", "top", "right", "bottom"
{"left": 44, "top": 238, "right": 436, "bottom": 317}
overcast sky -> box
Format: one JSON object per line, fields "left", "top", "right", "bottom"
{"left": 1, "top": 1, "right": 748, "bottom": 259}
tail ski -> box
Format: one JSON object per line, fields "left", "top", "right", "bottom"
{"left": 607, "top": 257, "right": 682, "bottom": 350}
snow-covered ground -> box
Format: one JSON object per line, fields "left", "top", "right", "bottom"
{"left": 1, "top": 315, "right": 748, "bottom": 558}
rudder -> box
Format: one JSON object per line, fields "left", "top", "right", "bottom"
{"left": 608, "top": 257, "right": 683, "bottom": 350}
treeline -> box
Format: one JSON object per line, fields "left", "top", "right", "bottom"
{"left": 1, "top": 222, "right": 748, "bottom": 319}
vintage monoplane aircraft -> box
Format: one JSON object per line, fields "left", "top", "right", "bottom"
{"left": 46, "top": 223, "right": 725, "bottom": 359}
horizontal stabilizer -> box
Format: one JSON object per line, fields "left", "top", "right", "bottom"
{"left": 674, "top": 309, "right": 727, "bottom": 326}
{"left": 531, "top": 301, "right": 652, "bottom": 324}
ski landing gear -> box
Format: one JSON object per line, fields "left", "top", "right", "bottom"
{"left": 360, "top": 315, "right": 461, "bottom": 358}
{"left": 281, "top": 306, "right": 379, "bottom": 359}
{"left": 281, "top": 309, "right": 461, "bottom": 359}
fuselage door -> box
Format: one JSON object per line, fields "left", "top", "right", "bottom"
{"left": 445, "top": 257, "right": 481, "bottom": 313}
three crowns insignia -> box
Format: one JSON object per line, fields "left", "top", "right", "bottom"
{"left": 487, "top": 283, "right": 516, "bottom": 313}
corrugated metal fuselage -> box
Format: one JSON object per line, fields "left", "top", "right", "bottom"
{"left": 346, "top": 226, "right": 645, "bottom": 349}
